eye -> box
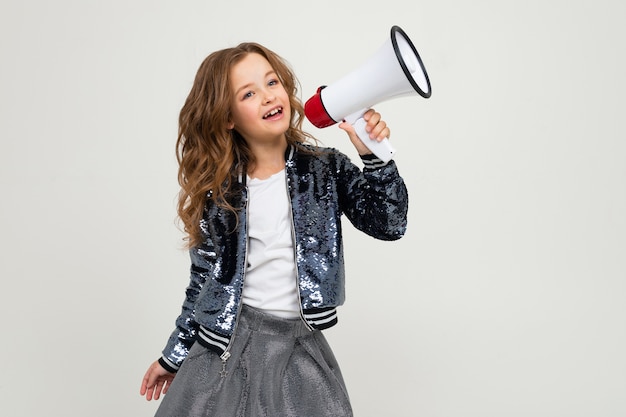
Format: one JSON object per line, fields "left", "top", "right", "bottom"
{"left": 268, "top": 79, "right": 279, "bottom": 87}
{"left": 243, "top": 90, "right": 254, "bottom": 99}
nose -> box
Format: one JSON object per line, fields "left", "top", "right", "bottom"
{"left": 263, "top": 90, "right": 275, "bottom": 104}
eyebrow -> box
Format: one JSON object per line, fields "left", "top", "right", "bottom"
{"left": 234, "top": 70, "right": 276, "bottom": 96}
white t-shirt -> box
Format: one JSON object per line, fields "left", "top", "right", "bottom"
{"left": 241, "top": 169, "right": 301, "bottom": 318}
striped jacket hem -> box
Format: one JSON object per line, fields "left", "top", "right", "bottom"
{"left": 192, "top": 307, "right": 339, "bottom": 359}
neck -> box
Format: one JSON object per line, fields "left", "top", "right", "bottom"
{"left": 247, "top": 139, "right": 288, "bottom": 180}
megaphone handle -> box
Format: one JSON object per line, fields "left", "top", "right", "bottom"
{"left": 346, "top": 111, "right": 396, "bottom": 163}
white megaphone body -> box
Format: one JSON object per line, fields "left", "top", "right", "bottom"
{"left": 304, "top": 26, "right": 431, "bottom": 162}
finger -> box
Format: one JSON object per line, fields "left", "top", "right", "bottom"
{"left": 339, "top": 122, "right": 371, "bottom": 155}
{"left": 369, "top": 120, "right": 388, "bottom": 141}
{"left": 140, "top": 371, "right": 152, "bottom": 396}
{"left": 383, "top": 126, "right": 391, "bottom": 140}
{"left": 338, "top": 121, "right": 355, "bottom": 135}
{"left": 362, "top": 108, "right": 376, "bottom": 121}
{"left": 141, "top": 366, "right": 160, "bottom": 400}
{"left": 153, "top": 380, "right": 164, "bottom": 400}
{"left": 338, "top": 122, "right": 361, "bottom": 144}
{"left": 145, "top": 385, "right": 154, "bottom": 401}
{"left": 365, "top": 112, "right": 381, "bottom": 133}
{"left": 162, "top": 378, "right": 172, "bottom": 395}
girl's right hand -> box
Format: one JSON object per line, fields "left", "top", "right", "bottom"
{"left": 140, "top": 360, "right": 176, "bottom": 401}
{"left": 338, "top": 109, "right": 390, "bottom": 156}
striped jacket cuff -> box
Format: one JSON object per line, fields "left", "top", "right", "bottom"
{"left": 197, "top": 326, "right": 231, "bottom": 357}
{"left": 158, "top": 356, "right": 180, "bottom": 373}
{"left": 303, "top": 307, "right": 338, "bottom": 330}
{"left": 360, "top": 153, "right": 390, "bottom": 170}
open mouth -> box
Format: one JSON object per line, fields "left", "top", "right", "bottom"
{"left": 263, "top": 107, "right": 283, "bottom": 119}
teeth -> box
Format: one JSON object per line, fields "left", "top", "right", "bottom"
{"left": 264, "top": 107, "right": 282, "bottom": 118}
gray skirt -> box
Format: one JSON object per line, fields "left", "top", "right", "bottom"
{"left": 155, "top": 305, "right": 353, "bottom": 417}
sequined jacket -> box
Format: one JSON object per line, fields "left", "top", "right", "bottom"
{"left": 159, "top": 143, "right": 408, "bottom": 372}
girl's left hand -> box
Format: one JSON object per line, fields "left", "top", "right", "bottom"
{"left": 338, "top": 109, "right": 390, "bottom": 156}
{"left": 140, "top": 360, "right": 176, "bottom": 401}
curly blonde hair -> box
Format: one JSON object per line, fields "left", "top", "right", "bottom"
{"left": 176, "top": 42, "right": 314, "bottom": 248}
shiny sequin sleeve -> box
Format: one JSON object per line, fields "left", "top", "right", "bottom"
{"left": 160, "top": 187, "right": 248, "bottom": 370}
{"left": 286, "top": 145, "right": 408, "bottom": 312}
{"left": 337, "top": 153, "right": 409, "bottom": 240}
{"left": 159, "top": 217, "right": 220, "bottom": 370}
{"left": 158, "top": 251, "right": 206, "bottom": 370}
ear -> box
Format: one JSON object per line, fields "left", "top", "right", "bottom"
{"left": 227, "top": 120, "right": 235, "bottom": 130}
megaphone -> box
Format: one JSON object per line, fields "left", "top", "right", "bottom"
{"left": 304, "top": 25, "right": 431, "bottom": 162}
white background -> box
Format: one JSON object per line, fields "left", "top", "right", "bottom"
{"left": 1, "top": 1, "right": 625, "bottom": 416}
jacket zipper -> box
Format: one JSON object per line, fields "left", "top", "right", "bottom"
{"left": 285, "top": 169, "right": 314, "bottom": 332}
{"left": 218, "top": 183, "right": 250, "bottom": 374}
{"left": 219, "top": 160, "right": 312, "bottom": 377}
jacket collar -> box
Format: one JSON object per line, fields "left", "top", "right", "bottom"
{"left": 237, "top": 144, "right": 295, "bottom": 185}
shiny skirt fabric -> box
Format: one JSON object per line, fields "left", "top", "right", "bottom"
{"left": 154, "top": 305, "right": 353, "bottom": 417}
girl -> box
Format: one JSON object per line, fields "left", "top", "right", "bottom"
{"left": 140, "top": 41, "right": 408, "bottom": 416}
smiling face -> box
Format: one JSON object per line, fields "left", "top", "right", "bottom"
{"left": 228, "top": 53, "right": 291, "bottom": 146}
